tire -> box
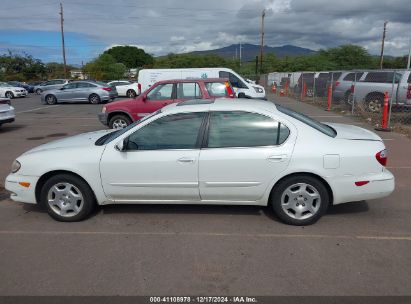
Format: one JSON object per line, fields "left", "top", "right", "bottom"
{"left": 40, "top": 174, "right": 95, "bottom": 222}
{"left": 365, "top": 94, "right": 384, "bottom": 113}
{"left": 126, "top": 89, "right": 136, "bottom": 98}
{"left": 45, "top": 94, "right": 57, "bottom": 105}
{"left": 5, "top": 91, "right": 14, "bottom": 99}
{"left": 109, "top": 114, "right": 131, "bottom": 129}
{"left": 89, "top": 94, "right": 101, "bottom": 104}
{"left": 271, "top": 175, "right": 329, "bottom": 226}
{"left": 36, "top": 88, "right": 42, "bottom": 95}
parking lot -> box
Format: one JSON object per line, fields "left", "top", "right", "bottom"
{"left": 0, "top": 94, "right": 411, "bottom": 295}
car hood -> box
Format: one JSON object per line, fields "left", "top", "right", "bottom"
{"left": 23, "top": 130, "right": 114, "bottom": 155}
{"left": 325, "top": 123, "right": 382, "bottom": 141}
{"left": 107, "top": 97, "right": 139, "bottom": 108}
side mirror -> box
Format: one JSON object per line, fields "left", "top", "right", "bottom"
{"left": 142, "top": 95, "right": 147, "bottom": 102}
{"left": 114, "top": 138, "right": 128, "bottom": 152}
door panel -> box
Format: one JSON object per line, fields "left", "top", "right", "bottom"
{"left": 100, "top": 149, "right": 200, "bottom": 202}
{"left": 199, "top": 111, "right": 294, "bottom": 202}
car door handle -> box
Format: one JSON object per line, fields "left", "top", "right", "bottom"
{"left": 177, "top": 157, "right": 195, "bottom": 163}
{"left": 267, "top": 155, "right": 287, "bottom": 162}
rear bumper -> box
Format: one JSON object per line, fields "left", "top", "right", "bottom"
{"left": 5, "top": 174, "right": 39, "bottom": 204}
{"left": 331, "top": 169, "right": 395, "bottom": 205}
{"left": 98, "top": 113, "right": 109, "bottom": 126}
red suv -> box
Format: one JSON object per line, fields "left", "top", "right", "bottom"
{"left": 98, "top": 78, "right": 235, "bottom": 129}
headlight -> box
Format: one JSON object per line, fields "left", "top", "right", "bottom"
{"left": 102, "top": 106, "right": 107, "bottom": 113}
{"left": 11, "top": 160, "right": 21, "bottom": 173}
{"left": 253, "top": 86, "right": 264, "bottom": 93}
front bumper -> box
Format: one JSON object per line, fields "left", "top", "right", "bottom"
{"left": 0, "top": 107, "right": 15, "bottom": 123}
{"left": 98, "top": 113, "right": 109, "bottom": 126}
{"left": 5, "top": 174, "right": 39, "bottom": 204}
{"left": 14, "top": 91, "right": 27, "bottom": 97}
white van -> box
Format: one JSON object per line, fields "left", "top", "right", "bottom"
{"left": 137, "top": 68, "right": 266, "bottom": 99}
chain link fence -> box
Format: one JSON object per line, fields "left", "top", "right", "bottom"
{"left": 266, "top": 70, "right": 411, "bottom": 136}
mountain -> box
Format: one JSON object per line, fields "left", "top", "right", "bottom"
{"left": 186, "top": 43, "right": 315, "bottom": 61}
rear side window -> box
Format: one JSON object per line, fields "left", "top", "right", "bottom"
{"left": 207, "top": 111, "right": 290, "bottom": 148}
{"left": 176, "top": 83, "right": 202, "bottom": 99}
{"left": 205, "top": 82, "right": 229, "bottom": 97}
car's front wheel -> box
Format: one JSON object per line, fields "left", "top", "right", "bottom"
{"left": 271, "top": 175, "right": 329, "bottom": 225}
{"left": 40, "top": 174, "right": 95, "bottom": 222}
{"left": 36, "top": 88, "right": 42, "bottom": 95}
{"left": 5, "top": 91, "right": 14, "bottom": 99}
{"left": 109, "top": 114, "right": 131, "bottom": 129}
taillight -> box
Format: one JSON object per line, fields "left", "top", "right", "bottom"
{"left": 406, "top": 85, "right": 411, "bottom": 99}
{"left": 102, "top": 87, "right": 112, "bottom": 92}
{"left": 376, "top": 149, "right": 388, "bottom": 166}
{"left": 335, "top": 81, "right": 340, "bottom": 87}
{"left": 224, "top": 81, "right": 235, "bottom": 98}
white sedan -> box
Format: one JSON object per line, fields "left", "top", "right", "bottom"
{"left": 5, "top": 98, "right": 394, "bottom": 225}
{"left": 107, "top": 80, "right": 140, "bottom": 98}
{"left": 0, "top": 82, "right": 27, "bottom": 99}
{"left": 0, "top": 98, "right": 15, "bottom": 127}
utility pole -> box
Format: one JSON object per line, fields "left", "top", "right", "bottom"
{"left": 239, "top": 42, "right": 242, "bottom": 67}
{"left": 407, "top": 43, "right": 411, "bottom": 69}
{"left": 379, "top": 21, "right": 388, "bottom": 70}
{"left": 259, "top": 9, "right": 266, "bottom": 74}
{"left": 59, "top": 2, "right": 67, "bottom": 79}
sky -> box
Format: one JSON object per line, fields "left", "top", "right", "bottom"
{"left": 1, "top": 0, "right": 410, "bottom": 65}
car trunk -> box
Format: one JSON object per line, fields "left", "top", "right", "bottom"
{"left": 325, "top": 123, "right": 382, "bottom": 141}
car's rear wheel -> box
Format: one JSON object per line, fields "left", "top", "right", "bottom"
{"left": 109, "top": 114, "right": 131, "bottom": 129}
{"left": 126, "top": 89, "right": 136, "bottom": 98}
{"left": 271, "top": 175, "right": 329, "bottom": 225}
{"left": 45, "top": 94, "right": 57, "bottom": 105}
{"left": 365, "top": 95, "right": 384, "bottom": 113}
{"left": 36, "top": 88, "right": 42, "bottom": 95}
{"left": 5, "top": 91, "right": 14, "bottom": 99}
{"left": 89, "top": 94, "right": 101, "bottom": 104}
{"left": 40, "top": 174, "right": 95, "bottom": 222}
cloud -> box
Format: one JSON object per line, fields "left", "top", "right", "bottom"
{"left": 1, "top": 0, "right": 410, "bottom": 64}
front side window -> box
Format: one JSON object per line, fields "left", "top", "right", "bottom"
{"left": 63, "top": 83, "right": 77, "bottom": 89}
{"left": 219, "top": 72, "right": 247, "bottom": 89}
{"left": 126, "top": 112, "right": 205, "bottom": 150}
{"left": 207, "top": 111, "right": 289, "bottom": 148}
{"left": 176, "top": 83, "right": 202, "bottom": 99}
{"left": 146, "top": 83, "right": 174, "bottom": 101}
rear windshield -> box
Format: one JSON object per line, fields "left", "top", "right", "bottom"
{"left": 276, "top": 105, "right": 337, "bottom": 137}
{"left": 205, "top": 82, "right": 229, "bottom": 97}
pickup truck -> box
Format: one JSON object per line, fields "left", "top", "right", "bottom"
{"left": 350, "top": 70, "right": 411, "bottom": 112}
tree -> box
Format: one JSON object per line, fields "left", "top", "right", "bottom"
{"left": 318, "top": 44, "right": 374, "bottom": 69}
{"left": 83, "top": 53, "right": 126, "bottom": 80}
{"left": 0, "top": 51, "right": 46, "bottom": 81}
{"left": 104, "top": 45, "right": 154, "bottom": 69}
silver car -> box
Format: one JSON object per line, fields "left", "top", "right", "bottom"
{"left": 40, "top": 81, "right": 118, "bottom": 105}
{"left": 34, "top": 79, "right": 69, "bottom": 95}
{"left": 332, "top": 71, "right": 365, "bottom": 102}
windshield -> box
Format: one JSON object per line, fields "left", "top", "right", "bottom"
{"left": 276, "top": 104, "right": 337, "bottom": 137}
{"left": 95, "top": 110, "right": 162, "bottom": 146}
